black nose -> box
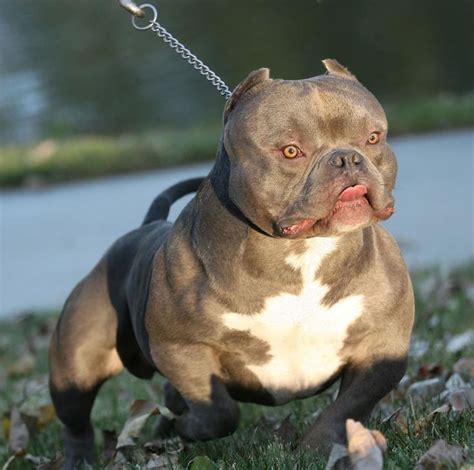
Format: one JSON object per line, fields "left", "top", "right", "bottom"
{"left": 328, "top": 151, "right": 363, "bottom": 168}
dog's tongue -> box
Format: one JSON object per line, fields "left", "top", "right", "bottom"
{"left": 338, "top": 185, "right": 368, "bottom": 202}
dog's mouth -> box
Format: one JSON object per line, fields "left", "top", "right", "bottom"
{"left": 279, "top": 184, "right": 394, "bottom": 237}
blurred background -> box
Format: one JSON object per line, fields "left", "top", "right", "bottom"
{"left": 0, "top": 0, "right": 473, "bottom": 316}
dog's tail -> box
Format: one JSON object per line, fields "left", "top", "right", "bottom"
{"left": 142, "top": 177, "right": 205, "bottom": 225}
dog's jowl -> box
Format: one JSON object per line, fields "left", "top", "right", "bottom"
{"left": 49, "top": 59, "right": 414, "bottom": 468}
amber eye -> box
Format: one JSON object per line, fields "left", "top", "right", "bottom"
{"left": 282, "top": 145, "right": 302, "bottom": 159}
{"left": 367, "top": 132, "right": 381, "bottom": 145}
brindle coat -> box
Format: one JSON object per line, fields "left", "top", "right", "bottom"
{"left": 49, "top": 59, "right": 414, "bottom": 469}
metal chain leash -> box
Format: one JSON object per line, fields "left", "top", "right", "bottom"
{"left": 121, "top": 2, "right": 231, "bottom": 100}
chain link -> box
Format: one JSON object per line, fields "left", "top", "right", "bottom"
{"left": 132, "top": 4, "right": 231, "bottom": 100}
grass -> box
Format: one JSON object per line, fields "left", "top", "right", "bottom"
{"left": 0, "top": 93, "right": 473, "bottom": 189}
{"left": 0, "top": 261, "right": 473, "bottom": 468}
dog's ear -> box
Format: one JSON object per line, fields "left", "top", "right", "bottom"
{"left": 322, "top": 59, "right": 358, "bottom": 81}
{"left": 224, "top": 68, "right": 270, "bottom": 122}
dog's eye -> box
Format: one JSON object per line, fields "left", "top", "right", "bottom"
{"left": 367, "top": 132, "right": 381, "bottom": 145}
{"left": 282, "top": 145, "right": 303, "bottom": 159}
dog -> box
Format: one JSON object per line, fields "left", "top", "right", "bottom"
{"left": 49, "top": 59, "right": 414, "bottom": 468}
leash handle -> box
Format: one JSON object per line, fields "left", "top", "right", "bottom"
{"left": 125, "top": 3, "right": 232, "bottom": 100}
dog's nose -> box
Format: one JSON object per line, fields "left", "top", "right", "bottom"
{"left": 328, "top": 151, "right": 363, "bottom": 168}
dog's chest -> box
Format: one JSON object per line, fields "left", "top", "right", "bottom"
{"left": 222, "top": 238, "right": 364, "bottom": 402}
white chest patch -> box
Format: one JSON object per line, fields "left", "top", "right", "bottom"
{"left": 222, "top": 237, "right": 364, "bottom": 402}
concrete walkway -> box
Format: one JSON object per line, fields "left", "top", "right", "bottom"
{"left": 1, "top": 129, "right": 473, "bottom": 317}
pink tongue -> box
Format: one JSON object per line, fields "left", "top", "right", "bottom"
{"left": 338, "top": 185, "right": 368, "bottom": 202}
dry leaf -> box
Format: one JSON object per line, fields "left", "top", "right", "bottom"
{"left": 273, "top": 414, "right": 298, "bottom": 444}
{"left": 146, "top": 452, "right": 179, "bottom": 469}
{"left": 413, "top": 404, "right": 450, "bottom": 435}
{"left": 8, "top": 408, "right": 29, "bottom": 455}
{"left": 116, "top": 400, "right": 175, "bottom": 450}
{"left": 407, "top": 378, "right": 444, "bottom": 400}
{"left": 108, "top": 450, "right": 128, "bottom": 469}
{"left": 7, "top": 353, "right": 36, "bottom": 377}
{"left": 1, "top": 455, "right": 16, "bottom": 470}
{"left": 325, "top": 444, "right": 349, "bottom": 470}
{"left": 416, "top": 364, "right": 443, "bottom": 380}
{"left": 410, "top": 337, "right": 430, "bottom": 358}
{"left": 446, "top": 330, "right": 474, "bottom": 353}
{"left": 381, "top": 407, "right": 402, "bottom": 423}
{"left": 189, "top": 455, "right": 216, "bottom": 470}
{"left": 453, "top": 357, "right": 474, "bottom": 379}
{"left": 445, "top": 373, "right": 468, "bottom": 391}
{"left": 448, "top": 389, "right": 474, "bottom": 411}
{"left": 24, "top": 454, "right": 52, "bottom": 466}
{"left": 346, "top": 419, "right": 385, "bottom": 470}
{"left": 416, "top": 439, "right": 467, "bottom": 469}
{"left": 18, "top": 379, "right": 56, "bottom": 431}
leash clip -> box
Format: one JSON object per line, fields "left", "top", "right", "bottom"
{"left": 117, "top": 0, "right": 145, "bottom": 18}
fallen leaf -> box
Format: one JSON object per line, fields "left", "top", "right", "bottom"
{"left": 146, "top": 452, "right": 179, "bottom": 469}
{"left": 446, "top": 372, "right": 470, "bottom": 392}
{"left": 382, "top": 407, "right": 409, "bottom": 434}
{"left": 413, "top": 404, "right": 450, "bottom": 435}
{"left": 116, "top": 400, "right": 175, "bottom": 450}
{"left": 453, "top": 357, "right": 474, "bottom": 379}
{"left": 446, "top": 330, "right": 474, "bottom": 354}
{"left": 8, "top": 408, "right": 29, "bottom": 455}
{"left": 2, "top": 413, "right": 11, "bottom": 442}
{"left": 108, "top": 450, "right": 128, "bottom": 469}
{"left": 325, "top": 444, "right": 348, "bottom": 470}
{"left": 18, "top": 379, "right": 56, "bottom": 431}
{"left": 416, "top": 439, "right": 467, "bottom": 469}
{"left": 448, "top": 389, "right": 474, "bottom": 411}
{"left": 416, "top": 364, "right": 443, "bottom": 380}
{"left": 273, "top": 414, "right": 298, "bottom": 444}
{"left": 144, "top": 439, "right": 167, "bottom": 454}
{"left": 410, "top": 337, "right": 430, "bottom": 358}
{"left": 36, "top": 451, "right": 64, "bottom": 469}
{"left": 407, "top": 378, "right": 444, "bottom": 400}
{"left": 393, "top": 412, "right": 409, "bottom": 433}
{"left": 24, "top": 454, "right": 52, "bottom": 466}
{"left": 396, "top": 374, "right": 411, "bottom": 391}
{"left": 7, "top": 353, "right": 36, "bottom": 377}
{"left": 163, "top": 436, "right": 184, "bottom": 455}
{"left": 189, "top": 455, "right": 217, "bottom": 470}
{"left": 1, "top": 455, "right": 16, "bottom": 470}
{"left": 346, "top": 419, "right": 385, "bottom": 470}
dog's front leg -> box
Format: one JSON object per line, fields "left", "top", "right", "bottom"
{"left": 300, "top": 357, "right": 407, "bottom": 453}
{"left": 151, "top": 343, "right": 240, "bottom": 441}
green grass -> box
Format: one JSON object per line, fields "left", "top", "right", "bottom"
{"left": 0, "top": 93, "right": 473, "bottom": 189}
{"left": 0, "top": 262, "right": 473, "bottom": 469}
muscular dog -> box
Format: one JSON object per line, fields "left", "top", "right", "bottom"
{"left": 49, "top": 59, "right": 414, "bottom": 468}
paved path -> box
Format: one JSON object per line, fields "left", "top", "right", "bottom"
{"left": 1, "top": 129, "right": 473, "bottom": 317}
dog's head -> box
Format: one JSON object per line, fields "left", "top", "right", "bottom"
{"left": 222, "top": 59, "right": 397, "bottom": 238}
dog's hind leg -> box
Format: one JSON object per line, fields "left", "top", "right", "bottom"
{"left": 49, "top": 260, "right": 124, "bottom": 470}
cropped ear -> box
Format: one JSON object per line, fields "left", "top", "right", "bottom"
{"left": 322, "top": 59, "right": 358, "bottom": 81}
{"left": 224, "top": 68, "right": 270, "bottom": 122}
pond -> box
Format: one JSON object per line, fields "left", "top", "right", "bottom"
{"left": 0, "top": 0, "right": 472, "bottom": 143}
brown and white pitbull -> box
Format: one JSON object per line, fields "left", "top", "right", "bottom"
{"left": 49, "top": 59, "right": 414, "bottom": 468}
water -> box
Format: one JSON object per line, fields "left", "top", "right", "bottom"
{"left": 1, "top": 129, "right": 472, "bottom": 317}
{"left": 0, "top": 0, "right": 473, "bottom": 143}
